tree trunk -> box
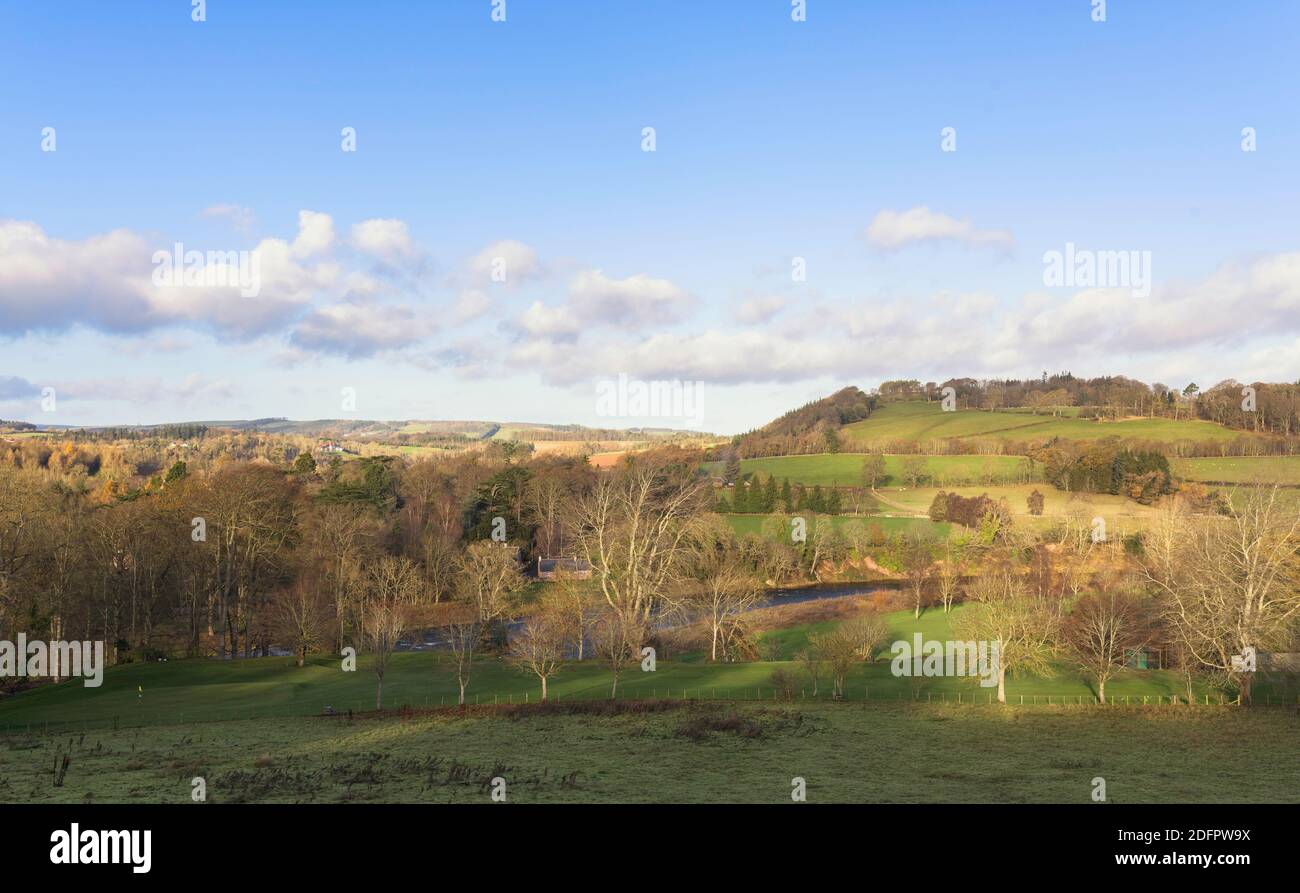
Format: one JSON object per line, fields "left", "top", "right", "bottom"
{"left": 1098, "top": 677, "right": 1106, "bottom": 705}
{"left": 375, "top": 677, "right": 383, "bottom": 709}
{"left": 996, "top": 666, "right": 1006, "bottom": 704}
{"left": 540, "top": 676, "right": 548, "bottom": 702}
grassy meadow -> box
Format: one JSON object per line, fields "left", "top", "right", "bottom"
{"left": 841, "top": 402, "right": 1247, "bottom": 446}
{"left": 723, "top": 512, "right": 949, "bottom": 540}
{"left": 1170, "top": 455, "right": 1300, "bottom": 484}
{"left": 2, "top": 606, "right": 1279, "bottom": 739}
{"left": 3, "top": 700, "right": 1295, "bottom": 805}
{"left": 705, "top": 453, "right": 1031, "bottom": 487}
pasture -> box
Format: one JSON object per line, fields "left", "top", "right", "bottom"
{"left": 841, "top": 402, "right": 1246, "bottom": 447}
{"left": 873, "top": 484, "right": 1164, "bottom": 525}
{"left": 722, "top": 512, "right": 950, "bottom": 540}
{"left": 2, "top": 700, "right": 1294, "bottom": 804}
{"left": 706, "top": 453, "right": 1031, "bottom": 487}
{"left": 1170, "top": 455, "right": 1300, "bottom": 485}
{"left": 0, "top": 606, "right": 1267, "bottom": 736}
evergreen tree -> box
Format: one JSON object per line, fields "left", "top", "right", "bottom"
{"left": 763, "top": 475, "right": 778, "bottom": 512}
{"left": 733, "top": 479, "right": 749, "bottom": 513}
{"left": 781, "top": 478, "right": 793, "bottom": 512}
{"left": 723, "top": 451, "right": 741, "bottom": 484}
{"left": 826, "top": 486, "right": 843, "bottom": 515}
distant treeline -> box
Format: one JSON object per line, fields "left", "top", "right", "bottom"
{"left": 70, "top": 423, "right": 211, "bottom": 442}
{"left": 882, "top": 374, "right": 1300, "bottom": 439}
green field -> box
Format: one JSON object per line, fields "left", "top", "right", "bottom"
{"left": 3, "top": 605, "right": 1292, "bottom": 804}
{"left": 705, "top": 453, "right": 1031, "bottom": 487}
{"left": 722, "top": 512, "right": 950, "bottom": 540}
{"left": 1171, "top": 456, "right": 1300, "bottom": 485}
{"left": 0, "top": 607, "right": 1263, "bottom": 737}
{"left": 842, "top": 402, "right": 1246, "bottom": 446}
{"left": 872, "top": 483, "right": 1164, "bottom": 526}
{"left": 3, "top": 700, "right": 1294, "bottom": 804}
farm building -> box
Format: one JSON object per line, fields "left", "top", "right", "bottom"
{"left": 536, "top": 557, "right": 593, "bottom": 581}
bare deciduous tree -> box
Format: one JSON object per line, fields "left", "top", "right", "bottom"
{"left": 808, "top": 613, "right": 890, "bottom": 699}
{"left": 444, "top": 541, "right": 526, "bottom": 705}
{"left": 507, "top": 608, "right": 566, "bottom": 701}
{"left": 569, "top": 458, "right": 707, "bottom": 629}
{"left": 683, "top": 536, "right": 764, "bottom": 662}
{"left": 271, "top": 573, "right": 331, "bottom": 667}
{"left": 1063, "top": 584, "right": 1153, "bottom": 704}
{"left": 955, "top": 571, "right": 1059, "bottom": 704}
{"left": 1140, "top": 487, "right": 1300, "bottom": 704}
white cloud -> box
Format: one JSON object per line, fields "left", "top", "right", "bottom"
{"left": 351, "top": 218, "right": 416, "bottom": 262}
{"left": 568, "top": 269, "right": 693, "bottom": 325}
{"left": 0, "top": 213, "right": 401, "bottom": 340}
{"left": 291, "top": 210, "right": 335, "bottom": 258}
{"left": 505, "top": 251, "right": 1300, "bottom": 389}
{"left": 516, "top": 300, "right": 581, "bottom": 339}
{"left": 200, "top": 204, "right": 256, "bottom": 232}
{"left": 453, "top": 288, "right": 492, "bottom": 323}
{"left": 735, "top": 295, "right": 787, "bottom": 324}
{"left": 867, "top": 206, "right": 1014, "bottom": 251}
{"left": 469, "top": 239, "right": 542, "bottom": 284}
{"left": 290, "top": 300, "right": 435, "bottom": 358}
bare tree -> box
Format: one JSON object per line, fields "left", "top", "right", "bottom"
{"left": 444, "top": 541, "right": 526, "bottom": 705}
{"left": 1063, "top": 584, "right": 1154, "bottom": 704}
{"left": 902, "top": 535, "right": 934, "bottom": 619}
{"left": 361, "top": 555, "right": 420, "bottom": 708}
{"left": 809, "top": 613, "right": 890, "bottom": 699}
{"left": 954, "top": 571, "right": 1059, "bottom": 703}
{"left": 550, "top": 570, "right": 599, "bottom": 660}
{"left": 1139, "top": 487, "right": 1300, "bottom": 704}
{"left": 272, "top": 573, "right": 331, "bottom": 667}
{"left": 507, "top": 609, "right": 566, "bottom": 701}
{"left": 796, "top": 647, "right": 825, "bottom": 697}
{"left": 591, "top": 609, "right": 644, "bottom": 698}
{"left": 683, "top": 540, "right": 764, "bottom": 662}
{"left": 569, "top": 458, "right": 707, "bottom": 629}
{"left": 935, "top": 540, "right": 966, "bottom": 614}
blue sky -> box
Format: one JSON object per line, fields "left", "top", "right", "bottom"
{"left": 2, "top": 0, "right": 1298, "bottom": 432}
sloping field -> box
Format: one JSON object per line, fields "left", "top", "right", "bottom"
{"left": 706, "top": 453, "right": 1030, "bottom": 487}
{"left": 842, "top": 402, "right": 1245, "bottom": 446}
{"left": 1170, "top": 456, "right": 1300, "bottom": 485}
{"left": 723, "top": 513, "right": 949, "bottom": 540}
{"left": 878, "top": 483, "right": 1162, "bottom": 517}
